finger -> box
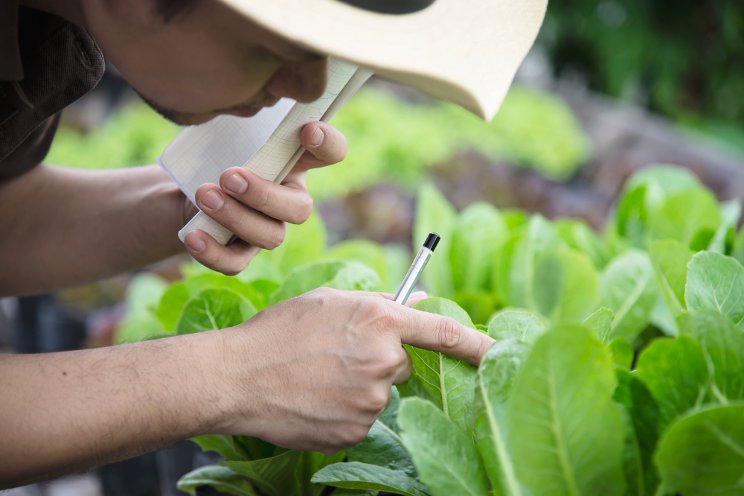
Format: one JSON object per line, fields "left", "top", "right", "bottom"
{"left": 219, "top": 169, "right": 313, "bottom": 224}
{"left": 368, "top": 291, "right": 429, "bottom": 308}
{"left": 184, "top": 231, "right": 260, "bottom": 276}
{"left": 406, "top": 291, "right": 429, "bottom": 306}
{"left": 295, "top": 122, "right": 348, "bottom": 170}
{"left": 393, "top": 347, "right": 413, "bottom": 384}
{"left": 195, "top": 184, "right": 287, "bottom": 248}
{"left": 393, "top": 304, "right": 495, "bottom": 366}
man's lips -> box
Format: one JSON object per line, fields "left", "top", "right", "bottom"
{"left": 227, "top": 106, "right": 263, "bottom": 117}
{"left": 225, "top": 95, "right": 281, "bottom": 117}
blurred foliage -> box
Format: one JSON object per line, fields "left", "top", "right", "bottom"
{"left": 309, "top": 86, "right": 589, "bottom": 200}
{"left": 46, "top": 104, "right": 180, "bottom": 169}
{"left": 47, "top": 86, "right": 589, "bottom": 193}
{"left": 542, "top": 0, "right": 744, "bottom": 151}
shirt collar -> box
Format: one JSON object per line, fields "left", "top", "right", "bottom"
{"left": 0, "top": 0, "right": 24, "bottom": 81}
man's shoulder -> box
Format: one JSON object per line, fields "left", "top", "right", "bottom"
{"left": 0, "top": 4, "right": 104, "bottom": 180}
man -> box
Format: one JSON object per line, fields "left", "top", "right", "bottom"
{"left": 0, "top": 0, "right": 544, "bottom": 488}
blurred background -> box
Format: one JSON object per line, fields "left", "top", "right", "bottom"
{"left": 3, "top": 1, "right": 744, "bottom": 494}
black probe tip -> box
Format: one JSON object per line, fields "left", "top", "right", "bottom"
{"left": 424, "top": 232, "right": 441, "bottom": 251}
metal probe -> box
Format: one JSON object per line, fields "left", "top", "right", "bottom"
{"left": 394, "top": 233, "right": 441, "bottom": 305}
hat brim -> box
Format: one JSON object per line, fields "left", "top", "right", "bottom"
{"left": 217, "top": 0, "right": 547, "bottom": 120}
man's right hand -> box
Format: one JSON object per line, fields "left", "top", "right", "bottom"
{"left": 211, "top": 288, "right": 495, "bottom": 454}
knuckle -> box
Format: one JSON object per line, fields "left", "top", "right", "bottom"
{"left": 364, "top": 302, "right": 399, "bottom": 329}
{"left": 436, "top": 317, "right": 463, "bottom": 350}
{"left": 291, "top": 196, "right": 314, "bottom": 224}
{"left": 261, "top": 223, "right": 286, "bottom": 250}
{"left": 374, "top": 352, "right": 403, "bottom": 379}
{"left": 258, "top": 184, "right": 273, "bottom": 211}
{"left": 367, "top": 387, "right": 390, "bottom": 412}
{"left": 221, "top": 261, "right": 244, "bottom": 277}
{"left": 342, "top": 425, "right": 370, "bottom": 447}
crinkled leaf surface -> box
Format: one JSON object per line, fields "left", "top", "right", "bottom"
{"left": 315, "top": 389, "right": 425, "bottom": 496}
{"left": 177, "top": 465, "right": 257, "bottom": 496}
{"left": 399, "top": 397, "right": 489, "bottom": 496}
{"left": 404, "top": 298, "right": 477, "bottom": 431}
{"left": 656, "top": 404, "right": 744, "bottom": 496}
{"left": 506, "top": 326, "right": 626, "bottom": 496}
{"left": 176, "top": 288, "right": 257, "bottom": 334}
{"left": 486, "top": 308, "right": 548, "bottom": 343}
{"left": 685, "top": 251, "right": 744, "bottom": 328}
{"left": 679, "top": 311, "right": 744, "bottom": 401}
{"left": 599, "top": 250, "right": 657, "bottom": 342}
{"left": 474, "top": 339, "right": 530, "bottom": 496}
{"left": 226, "top": 450, "right": 343, "bottom": 496}
{"left": 269, "top": 260, "right": 379, "bottom": 305}
{"left": 312, "top": 462, "right": 428, "bottom": 496}
{"left": 190, "top": 435, "right": 246, "bottom": 461}
{"left": 158, "top": 273, "right": 264, "bottom": 331}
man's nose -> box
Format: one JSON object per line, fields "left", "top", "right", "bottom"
{"left": 264, "top": 57, "right": 328, "bottom": 103}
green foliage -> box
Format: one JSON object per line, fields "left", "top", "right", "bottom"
{"left": 400, "top": 298, "right": 477, "bottom": 432}
{"left": 308, "top": 86, "right": 589, "bottom": 199}
{"left": 507, "top": 326, "right": 626, "bottom": 496}
{"left": 115, "top": 273, "right": 168, "bottom": 344}
{"left": 49, "top": 87, "right": 588, "bottom": 191}
{"left": 176, "top": 288, "right": 257, "bottom": 334}
{"left": 47, "top": 104, "right": 179, "bottom": 169}
{"left": 398, "top": 398, "right": 489, "bottom": 496}
{"left": 655, "top": 404, "right": 744, "bottom": 496}
{"left": 119, "top": 163, "right": 744, "bottom": 495}
{"left": 543, "top": 0, "right": 744, "bottom": 151}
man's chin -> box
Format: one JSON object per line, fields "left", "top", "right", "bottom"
{"left": 138, "top": 92, "right": 216, "bottom": 126}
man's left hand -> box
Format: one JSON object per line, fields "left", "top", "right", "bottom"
{"left": 183, "top": 121, "right": 347, "bottom": 275}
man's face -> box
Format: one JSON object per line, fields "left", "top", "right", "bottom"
{"left": 84, "top": 0, "right": 328, "bottom": 125}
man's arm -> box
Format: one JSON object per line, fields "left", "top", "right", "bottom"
{"left": 0, "top": 330, "right": 230, "bottom": 488}
{"left": 0, "top": 288, "right": 494, "bottom": 488}
{"left": 0, "top": 163, "right": 186, "bottom": 296}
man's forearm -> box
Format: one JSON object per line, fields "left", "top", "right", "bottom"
{"left": 0, "top": 331, "right": 232, "bottom": 488}
{"left": 0, "top": 164, "right": 189, "bottom": 296}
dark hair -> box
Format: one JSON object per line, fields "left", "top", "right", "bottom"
{"left": 154, "top": 0, "right": 200, "bottom": 22}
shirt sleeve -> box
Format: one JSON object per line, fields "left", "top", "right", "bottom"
{"left": 0, "top": 113, "right": 59, "bottom": 182}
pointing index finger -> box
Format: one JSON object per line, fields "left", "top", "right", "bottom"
{"left": 394, "top": 304, "right": 495, "bottom": 366}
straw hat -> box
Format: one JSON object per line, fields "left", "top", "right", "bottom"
{"left": 217, "top": 0, "right": 547, "bottom": 120}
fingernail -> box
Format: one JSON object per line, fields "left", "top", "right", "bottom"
{"left": 201, "top": 190, "right": 224, "bottom": 210}
{"left": 186, "top": 234, "right": 206, "bottom": 253}
{"left": 225, "top": 173, "right": 248, "bottom": 195}
{"left": 309, "top": 127, "right": 324, "bottom": 147}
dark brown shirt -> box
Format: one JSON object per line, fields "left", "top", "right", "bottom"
{"left": 0, "top": 1, "right": 105, "bottom": 181}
